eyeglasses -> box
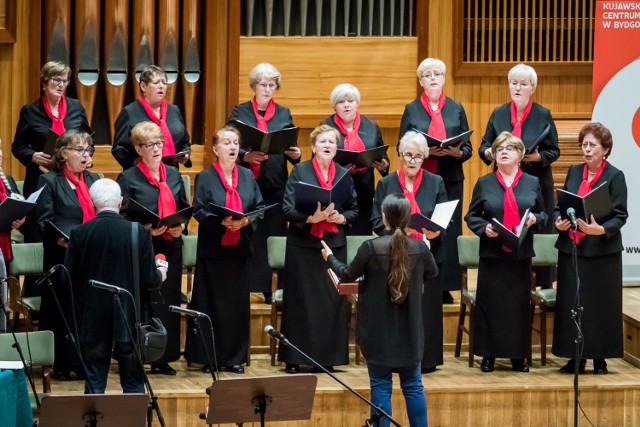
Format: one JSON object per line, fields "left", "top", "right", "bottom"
{"left": 257, "top": 83, "right": 277, "bottom": 90}
{"left": 68, "top": 146, "right": 95, "bottom": 156}
{"left": 139, "top": 141, "right": 164, "bottom": 150}
{"left": 402, "top": 153, "right": 425, "bottom": 163}
{"left": 51, "top": 77, "right": 70, "bottom": 86}
{"left": 422, "top": 71, "right": 443, "bottom": 79}
{"left": 495, "top": 145, "right": 517, "bottom": 153}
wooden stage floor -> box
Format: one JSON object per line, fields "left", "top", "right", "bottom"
{"left": 41, "top": 287, "right": 640, "bottom": 426}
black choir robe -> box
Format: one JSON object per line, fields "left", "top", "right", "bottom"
{"left": 324, "top": 113, "right": 389, "bottom": 235}
{"left": 278, "top": 160, "right": 358, "bottom": 367}
{"left": 185, "top": 164, "right": 265, "bottom": 367}
{"left": 372, "top": 170, "right": 447, "bottom": 368}
{"left": 35, "top": 169, "right": 100, "bottom": 372}
{"left": 465, "top": 172, "right": 547, "bottom": 359}
{"left": 399, "top": 96, "right": 472, "bottom": 291}
{"left": 117, "top": 164, "right": 189, "bottom": 365}
{"left": 12, "top": 97, "right": 92, "bottom": 198}
{"left": 113, "top": 100, "right": 192, "bottom": 170}
{"left": 227, "top": 101, "right": 300, "bottom": 293}
{"left": 552, "top": 162, "right": 627, "bottom": 359}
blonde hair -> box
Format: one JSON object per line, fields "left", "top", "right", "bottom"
{"left": 310, "top": 125, "right": 341, "bottom": 146}
{"left": 248, "top": 63, "right": 281, "bottom": 91}
{"left": 491, "top": 131, "right": 526, "bottom": 160}
{"left": 131, "top": 121, "right": 164, "bottom": 146}
{"left": 40, "top": 61, "right": 72, "bottom": 89}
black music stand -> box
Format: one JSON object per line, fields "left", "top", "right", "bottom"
{"left": 38, "top": 394, "right": 149, "bottom": 427}
{"left": 206, "top": 375, "right": 317, "bottom": 426}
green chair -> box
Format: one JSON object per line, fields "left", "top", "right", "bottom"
{"left": 16, "top": 180, "right": 24, "bottom": 195}
{"left": 181, "top": 174, "right": 191, "bottom": 205}
{"left": 454, "top": 235, "right": 480, "bottom": 367}
{"left": 266, "top": 236, "right": 287, "bottom": 366}
{"left": 0, "top": 330, "right": 55, "bottom": 412}
{"left": 529, "top": 234, "right": 558, "bottom": 366}
{"left": 8, "top": 243, "right": 44, "bottom": 331}
{"left": 181, "top": 234, "right": 198, "bottom": 301}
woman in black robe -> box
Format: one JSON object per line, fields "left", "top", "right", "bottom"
{"left": 226, "top": 63, "right": 301, "bottom": 302}
{"left": 278, "top": 125, "right": 358, "bottom": 373}
{"left": 323, "top": 83, "right": 389, "bottom": 235}
{"left": 465, "top": 131, "right": 547, "bottom": 373}
{"left": 185, "top": 126, "right": 264, "bottom": 374}
{"left": 372, "top": 131, "right": 447, "bottom": 373}
{"left": 117, "top": 121, "right": 189, "bottom": 376}
{"left": 398, "top": 58, "right": 472, "bottom": 303}
{"left": 37, "top": 130, "right": 100, "bottom": 380}
{"left": 552, "top": 122, "right": 627, "bottom": 375}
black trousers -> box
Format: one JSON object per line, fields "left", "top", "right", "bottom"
{"left": 82, "top": 340, "right": 145, "bottom": 394}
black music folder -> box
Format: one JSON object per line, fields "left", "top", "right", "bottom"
{"left": 525, "top": 124, "right": 550, "bottom": 153}
{"left": 127, "top": 199, "right": 193, "bottom": 228}
{"left": 408, "top": 200, "right": 459, "bottom": 234}
{"left": 556, "top": 182, "right": 612, "bottom": 222}
{"left": 43, "top": 130, "right": 59, "bottom": 156}
{"left": 491, "top": 208, "right": 530, "bottom": 251}
{"left": 231, "top": 120, "right": 299, "bottom": 155}
{"left": 0, "top": 186, "right": 44, "bottom": 232}
{"left": 294, "top": 171, "right": 352, "bottom": 214}
{"left": 44, "top": 220, "right": 69, "bottom": 243}
{"left": 208, "top": 203, "right": 277, "bottom": 221}
{"left": 414, "top": 129, "right": 474, "bottom": 148}
{"left": 334, "top": 145, "right": 389, "bottom": 168}
{"left": 162, "top": 150, "right": 190, "bottom": 163}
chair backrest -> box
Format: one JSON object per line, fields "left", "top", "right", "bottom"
{"left": 346, "top": 235, "right": 374, "bottom": 264}
{"left": 457, "top": 235, "right": 480, "bottom": 268}
{"left": 0, "top": 330, "right": 54, "bottom": 366}
{"left": 181, "top": 174, "right": 191, "bottom": 204}
{"left": 532, "top": 234, "right": 558, "bottom": 267}
{"left": 16, "top": 180, "right": 24, "bottom": 195}
{"left": 267, "top": 236, "right": 287, "bottom": 269}
{"left": 181, "top": 234, "right": 197, "bottom": 268}
{"left": 10, "top": 243, "right": 44, "bottom": 276}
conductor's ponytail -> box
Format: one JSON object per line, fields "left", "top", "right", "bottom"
{"left": 382, "top": 194, "right": 412, "bottom": 304}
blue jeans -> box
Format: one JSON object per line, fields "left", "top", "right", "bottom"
{"left": 367, "top": 362, "right": 427, "bottom": 427}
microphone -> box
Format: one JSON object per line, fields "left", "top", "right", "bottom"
{"left": 155, "top": 254, "right": 168, "bottom": 269}
{"left": 90, "top": 279, "right": 127, "bottom": 294}
{"left": 566, "top": 207, "right": 578, "bottom": 230}
{"left": 264, "top": 325, "right": 285, "bottom": 341}
{"left": 36, "top": 264, "right": 61, "bottom": 286}
{"left": 168, "top": 305, "right": 205, "bottom": 318}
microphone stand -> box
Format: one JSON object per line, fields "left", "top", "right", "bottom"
{"left": 0, "top": 298, "right": 41, "bottom": 408}
{"left": 190, "top": 314, "right": 218, "bottom": 383}
{"left": 41, "top": 272, "right": 95, "bottom": 394}
{"left": 569, "top": 221, "right": 583, "bottom": 427}
{"left": 108, "top": 287, "right": 166, "bottom": 427}
{"left": 268, "top": 331, "right": 400, "bottom": 427}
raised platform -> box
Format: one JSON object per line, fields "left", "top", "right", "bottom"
{"left": 39, "top": 287, "right": 640, "bottom": 426}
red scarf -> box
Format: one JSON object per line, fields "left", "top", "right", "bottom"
{"left": 0, "top": 179, "right": 11, "bottom": 261}
{"left": 138, "top": 97, "right": 176, "bottom": 158}
{"left": 310, "top": 157, "right": 338, "bottom": 239}
{"left": 63, "top": 167, "right": 96, "bottom": 223}
{"left": 333, "top": 112, "right": 366, "bottom": 173}
{"left": 250, "top": 97, "right": 276, "bottom": 178}
{"left": 570, "top": 160, "right": 607, "bottom": 244}
{"left": 213, "top": 163, "right": 243, "bottom": 246}
{"left": 397, "top": 168, "right": 425, "bottom": 240}
{"left": 496, "top": 168, "right": 523, "bottom": 252}
{"left": 420, "top": 92, "right": 446, "bottom": 174}
{"left": 510, "top": 100, "right": 533, "bottom": 139}
{"left": 42, "top": 96, "right": 67, "bottom": 135}
{"left": 137, "top": 161, "right": 177, "bottom": 241}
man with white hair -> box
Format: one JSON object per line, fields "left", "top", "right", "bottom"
{"left": 65, "top": 178, "right": 166, "bottom": 393}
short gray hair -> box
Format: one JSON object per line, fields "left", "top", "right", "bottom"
{"left": 508, "top": 63, "right": 537, "bottom": 87}
{"left": 90, "top": 179, "right": 121, "bottom": 211}
{"left": 398, "top": 131, "right": 429, "bottom": 157}
{"left": 416, "top": 58, "right": 446, "bottom": 78}
{"left": 248, "top": 63, "right": 281, "bottom": 90}
{"left": 330, "top": 83, "right": 361, "bottom": 108}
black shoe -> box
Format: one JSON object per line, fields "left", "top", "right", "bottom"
{"left": 593, "top": 359, "right": 608, "bottom": 375}
{"left": 151, "top": 363, "right": 177, "bottom": 376}
{"left": 263, "top": 292, "right": 273, "bottom": 305}
{"left": 202, "top": 365, "right": 212, "bottom": 374}
{"left": 52, "top": 370, "right": 72, "bottom": 381}
{"left": 480, "top": 357, "right": 495, "bottom": 372}
{"left": 71, "top": 369, "right": 86, "bottom": 380}
{"left": 442, "top": 291, "right": 454, "bottom": 304}
{"left": 312, "top": 365, "right": 335, "bottom": 373}
{"left": 511, "top": 359, "right": 529, "bottom": 372}
{"left": 285, "top": 364, "right": 299, "bottom": 374}
{"left": 421, "top": 367, "right": 437, "bottom": 374}
{"left": 560, "top": 358, "right": 586, "bottom": 374}
{"left": 225, "top": 365, "right": 245, "bottom": 374}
